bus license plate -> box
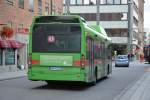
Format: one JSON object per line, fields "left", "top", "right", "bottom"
{"left": 50, "top": 67, "right": 62, "bottom": 71}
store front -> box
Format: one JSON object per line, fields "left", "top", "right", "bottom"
{"left": 0, "top": 39, "right": 23, "bottom": 72}
{"left": 112, "top": 44, "right": 127, "bottom": 55}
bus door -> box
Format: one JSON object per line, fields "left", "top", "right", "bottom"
{"left": 102, "top": 43, "right": 106, "bottom": 76}
{"left": 87, "top": 37, "right": 95, "bottom": 81}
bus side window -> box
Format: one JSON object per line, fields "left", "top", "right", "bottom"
{"left": 94, "top": 40, "right": 100, "bottom": 59}
{"left": 86, "top": 37, "right": 90, "bottom": 59}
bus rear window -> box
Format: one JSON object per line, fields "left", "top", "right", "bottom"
{"left": 35, "top": 16, "right": 80, "bottom": 23}
{"left": 32, "top": 24, "right": 81, "bottom": 53}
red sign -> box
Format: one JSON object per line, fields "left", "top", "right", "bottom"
{"left": 47, "top": 36, "right": 55, "bottom": 43}
{"left": 17, "top": 28, "right": 29, "bottom": 34}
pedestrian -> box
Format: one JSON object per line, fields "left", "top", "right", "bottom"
{"left": 17, "top": 54, "right": 21, "bottom": 70}
{"left": 140, "top": 53, "right": 144, "bottom": 62}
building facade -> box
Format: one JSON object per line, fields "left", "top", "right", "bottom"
{"left": 0, "top": 0, "right": 63, "bottom": 72}
{"left": 63, "top": 0, "right": 144, "bottom": 56}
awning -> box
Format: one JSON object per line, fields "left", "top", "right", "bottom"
{"left": 0, "top": 40, "right": 23, "bottom": 48}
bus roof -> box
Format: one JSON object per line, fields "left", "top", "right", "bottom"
{"left": 32, "top": 15, "right": 111, "bottom": 43}
{"left": 83, "top": 23, "right": 111, "bottom": 43}
{"left": 90, "top": 25, "right": 108, "bottom": 36}
{"left": 33, "top": 15, "right": 81, "bottom": 23}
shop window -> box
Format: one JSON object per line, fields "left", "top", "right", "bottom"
{"left": 5, "top": 49, "right": 15, "bottom": 65}
{"left": 0, "top": 49, "right": 2, "bottom": 65}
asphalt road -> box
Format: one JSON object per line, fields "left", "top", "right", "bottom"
{"left": 0, "top": 61, "right": 149, "bottom": 100}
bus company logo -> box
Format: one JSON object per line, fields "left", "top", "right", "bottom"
{"left": 47, "top": 35, "right": 55, "bottom": 43}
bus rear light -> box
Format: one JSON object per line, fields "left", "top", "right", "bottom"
{"left": 31, "top": 60, "right": 40, "bottom": 65}
{"left": 73, "top": 60, "right": 81, "bottom": 66}
{"left": 28, "top": 54, "right": 32, "bottom": 68}
{"left": 81, "top": 54, "right": 86, "bottom": 68}
{"left": 74, "top": 55, "right": 87, "bottom": 68}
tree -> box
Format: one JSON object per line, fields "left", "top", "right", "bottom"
{"left": 0, "top": 26, "right": 14, "bottom": 39}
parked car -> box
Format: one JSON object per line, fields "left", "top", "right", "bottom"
{"left": 115, "top": 55, "right": 129, "bottom": 67}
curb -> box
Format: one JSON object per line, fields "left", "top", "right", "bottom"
{"left": 113, "top": 72, "right": 148, "bottom": 100}
{"left": 0, "top": 75, "right": 27, "bottom": 81}
{"left": 0, "top": 70, "right": 27, "bottom": 81}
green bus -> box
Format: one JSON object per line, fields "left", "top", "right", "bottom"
{"left": 28, "top": 15, "right": 112, "bottom": 85}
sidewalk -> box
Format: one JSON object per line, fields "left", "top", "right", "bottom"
{"left": 0, "top": 70, "right": 27, "bottom": 81}
{"left": 114, "top": 61, "right": 150, "bottom": 100}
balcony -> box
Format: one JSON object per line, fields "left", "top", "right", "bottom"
{"left": 110, "top": 37, "right": 128, "bottom": 44}
{"left": 87, "top": 21, "right": 128, "bottom": 29}
{"left": 63, "top": 5, "right": 128, "bottom": 13}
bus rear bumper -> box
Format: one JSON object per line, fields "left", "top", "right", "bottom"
{"left": 28, "top": 72, "right": 85, "bottom": 82}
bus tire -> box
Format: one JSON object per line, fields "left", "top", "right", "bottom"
{"left": 107, "top": 64, "right": 110, "bottom": 75}
{"left": 107, "top": 64, "right": 111, "bottom": 78}
{"left": 148, "top": 60, "right": 150, "bottom": 64}
{"left": 46, "top": 81, "right": 55, "bottom": 85}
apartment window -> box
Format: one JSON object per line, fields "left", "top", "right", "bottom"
{"left": 51, "top": 4, "right": 56, "bottom": 15}
{"left": 70, "top": 0, "right": 76, "bottom": 5}
{"left": 0, "top": 49, "right": 2, "bottom": 65}
{"left": 5, "top": 0, "right": 13, "bottom": 5}
{"left": 19, "top": 0, "right": 24, "bottom": 9}
{"left": 74, "top": 13, "right": 96, "bottom": 21}
{"left": 90, "top": 0, "right": 96, "bottom": 5}
{"left": 63, "top": 0, "right": 65, "bottom": 5}
{"left": 74, "top": 13, "right": 128, "bottom": 21}
{"left": 106, "top": 29, "right": 128, "bottom": 37}
{"left": 19, "top": 24, "right": 23, "bottom": 29}
{"left": 38, "top": 0, "right": 42, "bottom": 15}
{"left": 6, "top": 21, "right": 13, "bottom": 28}
{"left": 121, "top": 13, "right": 127, "bottom": 20}
{"left": 121, "top": 0, "right": 127, "bottom": 4}
{"left": 114, "top": 0, "right": 121, "bottom": 4}
{"left": 45, "top": 2, "right": 49, "bottom": 15}
{"left": 77, "top": 0, "right": 82, "bottom": 5}
{"left": 100, "top": 0, "right": 107, "bottom": 4}
{"left": 84, "top": 0, "right": 89, "bottom": 4}
{"left": 100, "top": 13, "right": 128, "bottom": 21}
{"left": 29, "top": 0, "right": 34, "bottom": 12}
{"left": 107, "top": 0, "right": 113, "bottom": 4}
{"left": 5, "top": 49, "right": 15, "bottom": 65}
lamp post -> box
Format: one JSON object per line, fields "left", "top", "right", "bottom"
{"left": 127, "top": 0, "right": 133, "bottom": 55}
{"left": 65, "top": 0, "right": 70, "bottom": 15}
{"left": 96, "top": 0, "right": 100, "bottom": 25}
